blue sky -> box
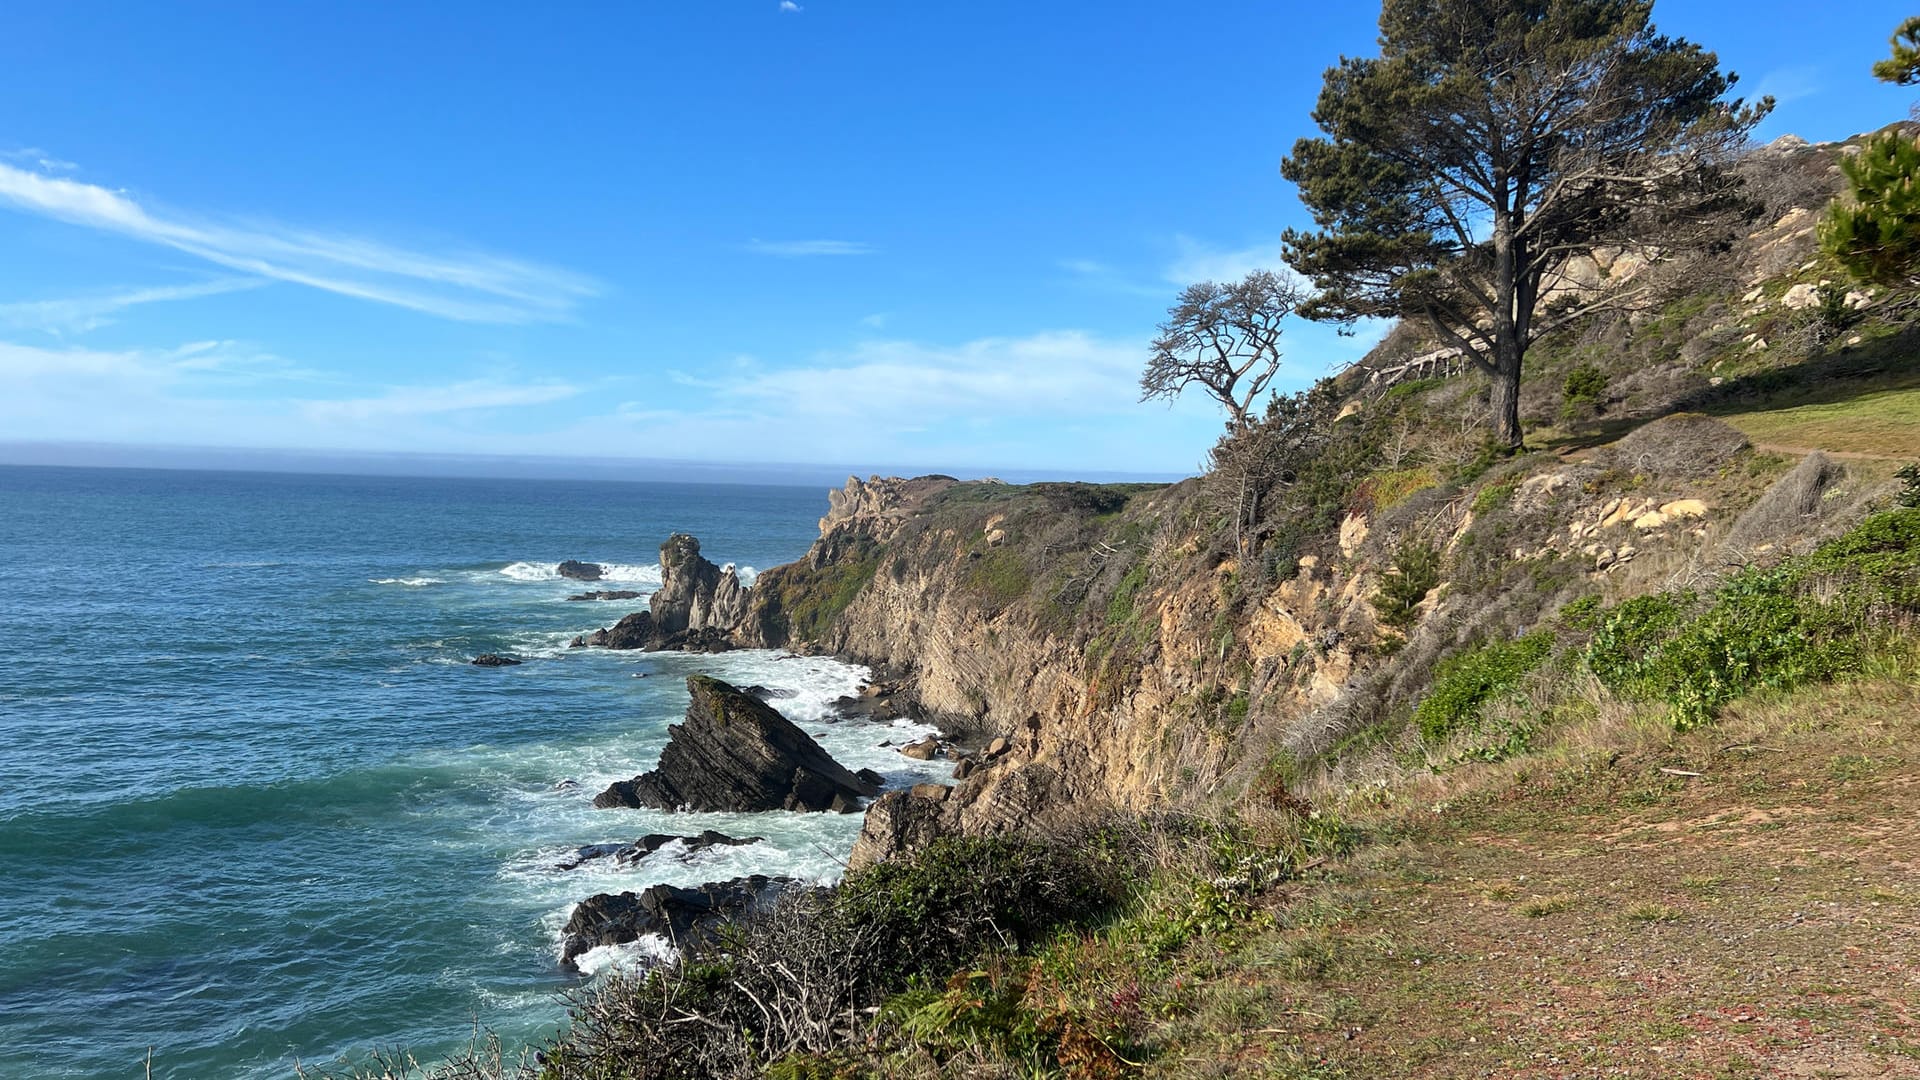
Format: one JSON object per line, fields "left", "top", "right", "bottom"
{"left": 0, "top": 1, "right": 1912, "bottom": 480}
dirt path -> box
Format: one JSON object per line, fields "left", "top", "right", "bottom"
{"left": 1751, "top": 442, "right": 1911, "bottom": 462}
{"left": 1203, "top": 678, "right": 1920, "bottom": 1079}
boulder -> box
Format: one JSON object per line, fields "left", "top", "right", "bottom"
{"left": 898, "top": 736, "right": 941, "bottom": 761}
{"left": 566, "top": 590, "right": 644, "bottom": 602}
{"left": 553, "top": 829, "right": 761, "bottom": 871}
{"left": 848, "top": 790, "right": 950, "bottom": 870}
{"left": 594, "top": 676, "right": 880, "bottom": 813}
{"left": 557, "top": 560, "right": 605, "bottom": 581}
{"left": 560, "top": 875, "right": 789, "bottom": 969}
{"left": 471, "top": 653, "right": 522, "bottom": 667}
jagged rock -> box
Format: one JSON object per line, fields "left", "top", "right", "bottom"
{"left": 819, "top": 475, "right": 961, "bottom": 543}
{"left": 560, "top": 875, "right": 789, "bottom": 969}
{"left": 741, "top": 684, "right": 796, "bottom": 700}
{"left": 653, "top": 534, "right": 751, "bottom": 638}
{"left": 471, "top": 653, "right": 522, "bottom": 667}
{"left": 594, "top": 676, "right": 879, "bottom": 813}
{"left": 567, "top": 590, "right": 644, "bottom": 602}
{"left": 855, "top": 767, "right": 885, "bottom": 789}
{"left": 952, "top": 757, "right": 976, "bottom": 780}
{"left": 557, "top": 560, "right": 604, "bottom": 581}
{"left": 553, "top": 830, "right": 762, "bottom": 871}
{"left": 910, "top": 783, "right": 953, "bottom": 802}
{"left": 848, "top": 790, "right": 950, "bottom": 870}
{"left": 569, "top": 536, "right": 752, "bottom": 652}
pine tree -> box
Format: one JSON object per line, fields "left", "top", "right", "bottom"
{"left": 1822, "top": 134, "right": 1920, "bottom": 287}
{"left": 1871, "top": 16, "right": 1920, "bottom": 86}
{"left": 1282, "top": 0, "right": 1766, "bottom": 450}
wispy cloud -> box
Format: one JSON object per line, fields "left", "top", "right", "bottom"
{"left": 0, "top": 162, "right": 600, "bottom": 323}
{"left": 679, "top": 331, "right": 1144, "bottom": 419}
{"left": 302, "top": 379, "right": 580, "bottom": 423}
{"left": 2, "top": 147, "right": 77, "bottom": 174}
{"left": 0, "top": 278, "right": 266, "bottom": 336}
{"left": 779, "top": 1, "right": 803, "bottom": 12}
{"left": 744, "top": 238, "right": 875, "bottom": 257}
{"left": 1059, "top": 256, "right": 1165, "bottom": 298}
{"left": 1751, "top": 66, "right": 1821, "bottom": 106}
{"left": 1163, "top": 236, "right": 1297, "bottom": 286}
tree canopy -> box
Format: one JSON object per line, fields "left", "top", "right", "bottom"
{"left": 1140, "top": 269, "right": 1304, "bottom": 430}
{"left": 1871, "top": 16, "right": 1920, "bottom": 86}
{"left": 1281, "top": 0, "right": 1766, "bottom": 448}
{"left": 1823, "top": 18, "right": 1920, "bottom": 287}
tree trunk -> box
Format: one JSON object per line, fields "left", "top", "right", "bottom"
{"left": 1489, "top": 337, "right": 1524, "bottom": 449}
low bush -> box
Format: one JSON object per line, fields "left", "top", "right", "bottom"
{"left": 532, "top": 832, "right": 1138, "bottom": 1080}
{"left": 1414, "top": 632, "right": 1555, "bottom": 743}
{"left": 1560, "top": 363, "right": 1609, "bottom": 424}
{"left": 1584, "top": 508, "right": 1920, "bottom": 728}
{"left": 1371, "top": 540, "right": 1443, "bottom": 629}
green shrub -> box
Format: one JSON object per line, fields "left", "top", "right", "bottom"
{"left": 1560, "top": 363, "right": 1609, "bottom": 423}
{"left": 1471, "top": 476, "right": 1521, "bottom": 514}
{"left": 1371, "top": 540, "right": 1442, "bottom": 629}
{"left": 1822, "top": 130, "right": 1920, "bottom": 287}
{"left": 1897, "top": 462, "right": 1920, "bottom": 508}
{"left": 965, "top": 547, "right": 1033, "bottom": 607}
{"left": 1584, "top": 509, "right": 1920, "bottom": 728}
{"left": 532, "top": 832, "right": 1135, "bottom": 1080}
{"left": 1106, "top": 560, "right": 1150, "bottom": 626}
{"left": 1414, "top": 632, "right": 1554, "bottom": 743}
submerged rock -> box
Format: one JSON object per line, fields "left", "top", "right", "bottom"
{"left": 471, "top": 653, "right": 522, "bottom": 667}
{"left": 557, "top": 560, "right": 605, "bottom": 581}
{"left": 566, "top": 590, "right": 643, "bottom": 602}
{"left": 560, "top": 875, "right": 790, "bottom": 969}
{"left": 552, "top": 829, "right": 761, "bottom": 871}
{"left": 593, "top": 675, "right": 879, "bottom": 813}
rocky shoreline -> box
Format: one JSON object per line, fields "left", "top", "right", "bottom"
{"left": 530, "top": 544, "right": 962, "bottom": 974}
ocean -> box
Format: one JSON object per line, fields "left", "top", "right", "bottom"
{"left": 0, "top": 465, "right": 946, "bottom": 1079}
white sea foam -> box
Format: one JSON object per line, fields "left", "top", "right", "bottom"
{"left": 370, "top": 576, "right": 445, "bottom": 587}
{"left": 434, "top": 649, "right": 952, "bottom": 977}
{"left": 572, "top": 935, "right": 677, "bottom": 976}
{"left": 496, "top": 561, "right": 664, "bottom": 585}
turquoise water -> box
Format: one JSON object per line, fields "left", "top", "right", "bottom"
{"left": 0, "top": 466, "right": 945, "bottom": 1079}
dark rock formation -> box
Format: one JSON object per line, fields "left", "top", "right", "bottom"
{"left": 567, "top": 589, "right": 643, "bottom": 602}
{"left": 557, "top": 560, "right": 605, "bottom": 581}
{"left": 594, "top": 676, "right": 879, "bottom": 813}
{"left": 560, "top": 875, "right": 789, "bottom": 969}
{"left": 566, "top": 534, "right": 752, "bottom": 652}
{"left": 552, "top": 829, "right": 761, "bottom": 871}
{"left": 471, "top": 653, "right": 522, "bottom": 667}
{"left": 570, "top": 611, "right": 654, "bottom": 649}
{"left": 652, "top": 534, "right": 752, "bottom": 640}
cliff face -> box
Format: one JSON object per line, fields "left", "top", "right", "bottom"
{"left": 728, "top": 404, "right": 1878, "bottom": 867}
{"left": 735, "top": 477, "right": 1379, "bottom": 863}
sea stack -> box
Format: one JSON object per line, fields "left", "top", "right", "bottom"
{"left": 594, "top": 675, "right": 880, "bottom": 813}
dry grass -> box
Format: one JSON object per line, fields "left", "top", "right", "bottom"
{"left": 1142, "top": 669, "right": 1920, "bottom": 1078}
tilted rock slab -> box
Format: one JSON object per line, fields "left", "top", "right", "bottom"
{"left": 594, "top": 675, "right": 880, "bottom": 813}
{"left": 560, "top": 874, "right": 790, "bottom": 969}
